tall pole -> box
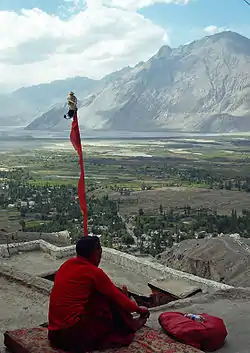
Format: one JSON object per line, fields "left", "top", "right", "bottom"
{"left": 68, "top": 92, "right": 88, "bottom": 236}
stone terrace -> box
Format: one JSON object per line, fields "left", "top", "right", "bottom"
{"left": 1, "top": 240, "right": 250, "bottom": 353}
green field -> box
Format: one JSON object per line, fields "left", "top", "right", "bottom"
{"left": 1, "top": 135, "right": 250, "bottom": 216}
{"left": 2, "top": 135, "right": 250, "bottom": 253}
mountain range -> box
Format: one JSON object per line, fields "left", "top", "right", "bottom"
{"left": 2, "top": 31, "right": 250, "bottom": 133}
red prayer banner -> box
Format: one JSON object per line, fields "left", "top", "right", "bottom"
{"left": 70, "top": 112, "right": 88, "bottom": 236}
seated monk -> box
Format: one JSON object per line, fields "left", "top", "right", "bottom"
{"left": 48, "top": 236, "right": 150, "bottom": 352}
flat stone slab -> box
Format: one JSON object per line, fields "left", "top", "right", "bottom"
{"left": 148, "top": 279, "right": 201, "bottom": 299}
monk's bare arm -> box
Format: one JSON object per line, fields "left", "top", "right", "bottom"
{"left": 94, "top": 268, "right": 139, "bottom": 313}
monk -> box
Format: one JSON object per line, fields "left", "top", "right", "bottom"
{"left": 48, "top": 236, "right": 150, "bottom": 352}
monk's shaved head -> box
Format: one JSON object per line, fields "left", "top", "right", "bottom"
{"left": 76, "top": 236, "right": 101, "bottom": 261}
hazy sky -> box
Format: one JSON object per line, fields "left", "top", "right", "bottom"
{"left": 0, "top": 0, "right": 249, "bottom": 90}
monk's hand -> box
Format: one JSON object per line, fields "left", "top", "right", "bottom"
{"left": 138, "top": 306, "right": 150, "bottom": 319}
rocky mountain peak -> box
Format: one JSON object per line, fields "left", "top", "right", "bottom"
{"left": 155, "top": 45, "right": 172, "bottom": 59}
{"left": 2, "top": 31, "right": 250, "bottom": 133}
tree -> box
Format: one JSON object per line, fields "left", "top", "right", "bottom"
{"left": 178, "top": 232, "right": 184, "bottom": 242}
{"left": 139, "top": 235, "right": 145, "bottom": 253}
{"left": 1, "top": 229, "right": 10, "bottom": 257}
{"left": 19, "top": 220, "right": 26, "bottom": 232}
{"left": 155, "top": 233, "right": 162, "bottom": 255}
{"left": 168, "top": 208, "right": 174, "bottom": 218}
{"left": 219, "top": 180, "right": 224, "bottom": 189}
{"left": 231, "top": 209, "right": 238, "bottom": 231}
{"left": 167, "top": 235, "right": 174, "bottom": 248}
{"left": 122, "top": 234, "right": 135, "bottom": 245}
{"left": 235, "top": 178, "right": 241, "bottom": 191}
{"left": 225, "top": 180, "right": 232, "bottom": 190}
{"left": 138, "top": 208, "right": 144, "bottom": 216}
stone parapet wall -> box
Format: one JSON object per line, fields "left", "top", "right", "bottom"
{"left": 0, "top": 240, "right": 40, "bottom": 257}
{"left": 39, "top": 240, "right": 75, "bottom": 258}
{"left": 101, "top": 247, "right": 233, "bottom": 291}
{"left": 0, "top": 231, "right": 71, "bottom": 246}
{"left": 0, "top": 240, "right": 75, "bottom": 258}
{"left": 0, "top": 240, "right": 233, "bottom": 291}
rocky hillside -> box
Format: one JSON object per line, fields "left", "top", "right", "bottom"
{"left": 157, "top": 236, "right": 250, "bottom": 287}
{"left": 27, "top": 31, "right": 250, "bottom": 133}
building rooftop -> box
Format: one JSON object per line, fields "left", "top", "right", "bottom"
{"left": 0, "top": 240, "right": 249, "bottom": 353}
{"left": 0, "top": 250, "right": 152, "bottom": 296}
{"left": 148, "top": 288, "right": 250, "bottom": 353}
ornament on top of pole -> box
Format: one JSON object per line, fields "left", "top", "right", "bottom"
{"left": 64, "top": 91, "right": 78, "bottom": 120}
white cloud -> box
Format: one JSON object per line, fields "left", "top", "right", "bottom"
{"left": 102, "top": 0, "right": 191, "bottom": 11}
{"left": 204, "top": 25, "right": 226, "bottom": 36}
{"left": 0, "top": 2, "right": 171, "bottom": 90}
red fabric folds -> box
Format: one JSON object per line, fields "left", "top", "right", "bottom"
{"left": 48, "top": 257, "right": 139, "bottom": 332}
{"left": 48, "top": 291, "right": 135, "bottom": 352}
{"left": 70, "top": 112, "right": 88, "bottom": 236}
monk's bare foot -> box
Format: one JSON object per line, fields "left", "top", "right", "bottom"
{"left": 132, "top": 317, "right": 147, "bottom": 331}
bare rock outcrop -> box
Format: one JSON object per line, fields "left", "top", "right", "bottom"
{"left": 158, "top": 236, "right": 250, "bottom": 287}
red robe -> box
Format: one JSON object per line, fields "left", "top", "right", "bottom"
{"left": 48, "top": 256, "right": 139, "bottom": 351}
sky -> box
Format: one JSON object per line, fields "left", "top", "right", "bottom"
{"left": 0, "top": 0, "right": 249, "bottom": 90}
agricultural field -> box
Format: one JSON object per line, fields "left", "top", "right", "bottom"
{"left": 1, "top": 135, "right": 250, "bottom": 210}
{"left": 111, "top": 187, "right": 250, "bottom": 217}
{"left": 1, "top": 134, "right": 250, "bottom": 255}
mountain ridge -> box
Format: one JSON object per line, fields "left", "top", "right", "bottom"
{"left": 0, "top": 76, "right": 97, "bottom": 126}
{"left": 3, "top": 31, "right": 250, "bottom": 133}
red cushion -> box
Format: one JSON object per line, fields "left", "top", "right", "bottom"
{"left": 159, "top": 312, "right": 227, "bottom": 351}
